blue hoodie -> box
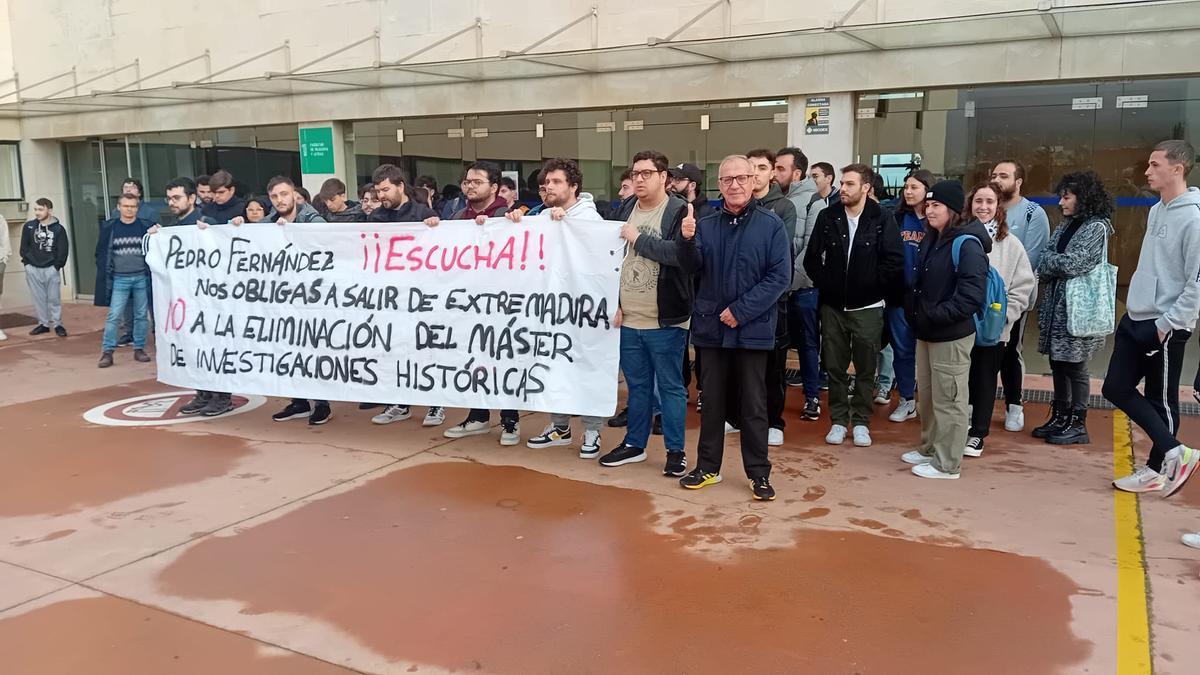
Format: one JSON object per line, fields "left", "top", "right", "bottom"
{"left": 899, "top": 210, "right": 927, "bottom": 288}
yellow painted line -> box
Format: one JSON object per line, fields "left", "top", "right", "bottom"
{"left": 1112, "top": 411, "right": 1153, "bottom": 674}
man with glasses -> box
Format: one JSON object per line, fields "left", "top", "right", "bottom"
{"left": 679, "top": 155, "right": 790, "bottom": 501}
{"left": 804, "top": 163, "right": 903, "bottom": 448}
{"left": 598, "top": 151, "right": 697, "bottom": 478}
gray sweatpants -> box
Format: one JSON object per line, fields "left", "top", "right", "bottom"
{"left": 549, "top": 413, "right": 604, "bottom": 434}
{"left": 24, "top": 265, "right": 62, "bottom": 328}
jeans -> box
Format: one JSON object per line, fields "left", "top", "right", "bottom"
{"left": 876, "top": 344, "right": 894, "bottom": 394}
{"left": 620, "top": 326, "right": 688, "bottom": 452}
{"left": 787, "top": 288, "right": 821, "bottom": 398}
{"left": 887, "top": 306, "right": 917, "bottom": 399}
{"left": 102, "top": 275, "right": 148, "bottom": 351}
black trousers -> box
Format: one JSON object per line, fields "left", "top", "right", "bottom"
{"left": 967, "top": 343, "right": 1006, "bottom": 438}
{"left": 1000, "top": 312, "right": 1029, "bottom": 405}
{"left": 697, "top": 348, "right": 770, "bottom": 479}
{"left": 468, "top": 408, "right": 518, "bottom": 424}
{"left": 725, "top": 342, "right": 788, "bottom": 431}
{"left": 1102, "top": 315, "right": 1191, "bottom": 472}
{"left": 197, "top": 390, "right": 231, "bottom": 402}
{"left": 1049, "top": 360, "right": 1090, "bottom": 408}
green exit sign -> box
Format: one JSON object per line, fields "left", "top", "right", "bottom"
{"left": 299, "top": 127, "right": 335, "bottom": 174}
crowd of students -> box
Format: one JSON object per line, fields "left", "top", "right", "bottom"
{"left": 29, "top": 139, "right": 1200, "bottom": 546}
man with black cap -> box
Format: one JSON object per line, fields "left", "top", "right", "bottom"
{"left": 669, "top": 163, "right": 715, "bottom": 221}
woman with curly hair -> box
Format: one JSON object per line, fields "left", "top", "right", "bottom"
{"left": 1032, "top": 170, "right": 1114, "bottom": 445}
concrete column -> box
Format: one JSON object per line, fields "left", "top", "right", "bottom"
{"left": 12, "top": 139, "right": 69, "bottom": 303}
{"left": 787, "top": 93, "right": 855, "bottom": 170}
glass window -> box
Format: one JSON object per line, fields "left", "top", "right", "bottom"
{"left": 0, "top": 142, "right": 22, "bottom": 200}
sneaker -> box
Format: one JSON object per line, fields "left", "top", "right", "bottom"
{"left": 768, "top": 428, "right": 784, "bottom": 446}
{"left": 29, "top": 325, "right": 50, "bottom": 336}
{"left": 54, "top": 325, "right": 67, "bottom": 338}
{"left": 1162, "top": 445, "right": 1200, "bottom": 499}
{"left": 201, "top": 397, "right": 234, "bottom": 417}
{"left": 607, "top": 407, "right": 628, "bottom": 428}
{"left": 117, "top": 333, "right": 134, "bottom": 347}
{"left": 1112, "top": 465, "right": 1166, "bottom": 493}
{"left": 652, "top": 415, "right": 663, "bottom": 436}
{"left": 785, "top": 369, "right": 804, "bottom": 388}
{"left": 372, "top": 405, "right": 411, "bottom": 425}
{"left": 580, "top": 430, "right": 601, "bottom": 459}
{"left": 874, "top": 391, "right": 891, "bottom": 406}
{"left": 308, "top": 404, "right": 332, "bottom": 426}
{"left": 422, "top": 406, "right": 446, "bottom": 427}
{"left": 500, "top": 419, "right": 520, "bottom": 446}
{"left": 679, "top": 467, "right": 722, "bottom": 490}
{"left": 180, "top": 393, "right": 212, "bottom": 415}
{"left": 528, "top": 424, "right": 572, "bottom": 449}
{"left": 599, "top": 444, "right": 647, "bottom": 467}
{"left": 724, "top": 422, "right": 739, "bottom": 434}
{"left": 751, "top": 476, "right": 776, "bottom": 501}
{"left": 97, "top": 351, "right": 114, "bottom": 368}
{"left": 802, "top": 397, "right": 821, "bottom": 421}
{"left": 272, "top": 400, "right": 311, "bottom": 422}
{"left": 889, "top": 398, "right": 917, "bottom": 423}
{"left": 825, "top": 424, "right": 847, "bottom": 445}
{"left": 1182, "top": 533, "right": 1200, "bottom": 550}
{"left": 1004, "top": 404, "right": 1025, "bottom": 432}
{"left": 358, "top": 402, "right": 383, "bottom": 410}
{"left": 912, "top": 463, "right": 960, "bottom": 480}
{"left": 663, "top": 451, "right": 687, "bottom": 477}
{"left": 0, "top": 327, "right": 7, "bottom": 340}
{"left": 852, "top": 425, "right": 872, "bottom": 447}
{"left": 133, "top": 349, "right": 151, "bottom": 363}
{"left": 963, "top": 436, "right": 984, "bottom": 458}
{"left": 901, "top": 450, "right": 932, "bottom": 465}
{"left": 444, "top": 419, "right": 490, "bottom": 438}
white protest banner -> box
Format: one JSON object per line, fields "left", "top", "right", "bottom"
{"left": 146, "top": 217, "right": 623, "bottom": 417}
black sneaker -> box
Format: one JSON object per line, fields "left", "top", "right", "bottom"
{"left": 819, "top": 371, "right": 829, "bottom": 391}
{"left": 607, "top": 407, "right": 628, "bottom": 428}
{"left": 358, "top": 402, "right": 383, "bottom": 410}
{"left": 201, "top": 396, "right": 235, "bottom": 417}
{"left": 117, "top": 334, "right": 134, "bottom": 347}
{"left": 180, "top": 393, "right": 213, "bottom": 415}
{"left": 751, "top": 476, "right": 776, "bottom": 501}
{"left": 679, "top": 467, "right": 722, "bottom": 490}
{"left": 663, "top": 451, "right": 687, "bottom": 477}
{"left": 652, "top": 414, "right": 663, "bottom": 436}
{"left": 272, "top": 401, "right": 312, "bottom": 422}
{"left": 785, "top": 369, "right": 804, "bottom": 388}
{"left": 309, "top": 404, "right": 333, "bottom": 426}
{"left": 54, "top": 325, "right": 67, "bottom": 338}
{"left": 802, "top": 397, "right": 821, "bottom": 421}
{"left": 29, "top": 325, "right": 50, "bottom": 336}
{"left": 599, "top": 444, "right": 647, "bottom": 467}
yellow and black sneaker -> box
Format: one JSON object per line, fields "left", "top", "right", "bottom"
{"left": 751, "top": 476, "right": 776, "bottom": 501}
{"left": 679, "top": 468, "right": 722, "bottom": 490}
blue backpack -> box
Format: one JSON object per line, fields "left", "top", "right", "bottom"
{"left": 951, "top": 235, "right": 1007, "bottom": 347}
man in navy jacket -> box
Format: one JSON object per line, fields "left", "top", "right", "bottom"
{"left": 679, "top": 154, "right": 791, "bottom": 501}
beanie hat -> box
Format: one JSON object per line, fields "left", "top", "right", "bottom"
{"left": 926, "top": 180, "right": 965, "bottom": 215}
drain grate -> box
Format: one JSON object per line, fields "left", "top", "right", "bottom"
{"left": 0, "top": 312, "right": 38, "bottom": 330}
{"left": 998, "top": 386, "right": 1200, "bottom": 416}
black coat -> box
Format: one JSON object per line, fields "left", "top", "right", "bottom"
{"left": 201, "top": 197, "right": 247, "bottom": 224}
{"left": 616, "top": 194, "right": 699, "bottom": 328}
{"left": 905, "top": 220, "right": 991, "bottom": 343}
{"left": 803, "top": 199, "right": 904, "bottom": 310}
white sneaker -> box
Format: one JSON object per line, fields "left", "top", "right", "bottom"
{"left": 1112, "top": 465, "right": 1166, "bottom": 493}
{"left": 724, "top": 422, "right": 739, "bottom": 434}
{"left": 580, "top": 429, "right": 601, "bottom": 459}
{"left": 901, "top": 450, "right": 932, "bottom": 465}
{"left": 371, "top": 404, "right": 411, "bottom": 425}
{"left": 768, "top": 427, "right": 784, "bottom": 446}
{"left": 1183, "top": 533, "right": 1200, "bottom": 550}
{"left": 852, "top": 425, "right": 872, "bottom": 447}
{"left": 1162, "top": 445, "right": 1200, "bottom": 498}
{"left": 527, "top": 424, "right": 572, "bottom": 449}
{"left": 825, "top": 424, "right": 847, "bottom": 445}
{"left": 963, "top": 436, "right": 984, "bottom": 458}
{"left": 912, "top": 462, "right": 960, "bottom": 480}
{"left": 873, "top": 391, "right": 891, "bottom": 406}
{"left": 0, "top": 327, "right": 7, "bottom": 341}
{"left": 1004, "top": 404, "right": 1025, "bottom": 432}
{"left": 889, "top": 398, "right": 917, "bottom": 423}
{"left": 422, "top": 406, "right": 445, "bottom": 426}
{"left": 444, "top": 419, "right": 490, "bottom": 438}
{"left": 500, "top": 421, "right": 521, "bottom": 446}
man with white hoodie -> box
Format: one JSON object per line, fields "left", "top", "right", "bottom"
{"left": 1105, "top": 139, "right": 1200, "bottom": 500}
{"left": 507, "top": 159, "right": 607, "bottom": 458}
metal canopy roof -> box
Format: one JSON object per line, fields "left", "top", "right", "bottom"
{"left": 1, "top": 0, "right": 1198, "bottom": 119}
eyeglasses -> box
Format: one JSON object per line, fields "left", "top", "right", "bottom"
{"left": 461, "top": 179, "right": 487, "bottom": 188}
{"left": 629, "top": 169, "right": 662, "bottom": 181}
{"left": 717, "top": 174, "right": 753, "bottom": 187}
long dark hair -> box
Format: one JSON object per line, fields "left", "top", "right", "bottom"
{"left": 1054, "top": 170, "right": 1113, "bottom": 221}
{"left": 896, "top": 169, "right": 936, "bottom": 217}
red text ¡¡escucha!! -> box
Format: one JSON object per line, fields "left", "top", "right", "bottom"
{"left": 361, "top": 230, "right": 547, "bottom": 273}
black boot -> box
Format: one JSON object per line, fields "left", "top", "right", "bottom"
{"left": 1047, "top": 406, "right": 1090, "bottom": 445}
{"left": 1032, "top": 401, "right": 1070, "bottom": 439}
